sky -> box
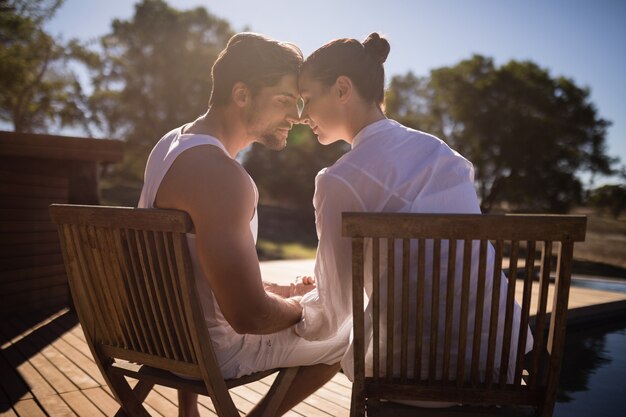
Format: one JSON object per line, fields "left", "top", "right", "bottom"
{"left": 44, "top": 0, "right": 626, "bottom": 182}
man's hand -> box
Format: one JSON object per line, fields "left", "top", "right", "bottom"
{"left": 263, "top": 281, "right": 291, "bottom": 298}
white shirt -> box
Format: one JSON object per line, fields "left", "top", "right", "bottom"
{"left": 297, "top": 119, "right": 532, "bottom": 381}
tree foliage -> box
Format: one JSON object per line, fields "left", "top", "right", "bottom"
{"left": 386, "top": 55, "right": 617, "bottom": 212}
{"left": 0, "top": 0, "right": 96, "bottom": 132}
{"left": 88, "top": 0, "right": 233, "bottom": 181}
{"left": 588, "top": 184, "right": 626, "bottom": 219}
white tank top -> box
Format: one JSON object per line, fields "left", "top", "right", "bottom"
{"left": 138, "top": 125, "right": 258, "bottom": 364}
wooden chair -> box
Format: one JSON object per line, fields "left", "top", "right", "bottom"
{"left": 343, "top": 213, "right": 587, "bottom": 417}
{"left": 50, "top": 204, "right": 299, "bottom": 417}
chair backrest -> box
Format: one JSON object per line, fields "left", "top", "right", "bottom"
{"left": 49, "top": 204, "right": 232, "bottom": 404}
{"left": 343, "top": 212, "right": 586, "bottom": 416}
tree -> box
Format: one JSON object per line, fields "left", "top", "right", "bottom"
{"left": 88, "top": 0, "right": 234, "bottom": 184}
{"left": 384, "top": 71, "right": 436, "bottom": 131}
{"left": 0, "top": 0, "right": 96, "bottom": 132}
{"left": 588, "top": 184, "right": 626, "bottom": 219}
{"left": 386, "top": 55, "right": 618, "bottom": 213}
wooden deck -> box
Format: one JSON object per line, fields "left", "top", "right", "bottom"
{"left": 0, "top": 307, "right": 352, "bottom": 417}
{"left": 1, "top": 260, "right": 625, "bottom": 417}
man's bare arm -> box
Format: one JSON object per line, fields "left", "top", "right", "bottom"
{"left": 155, "top": 146, "right": 302, "bottom": 334}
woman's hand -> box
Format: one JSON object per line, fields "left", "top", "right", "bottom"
{"left": 289, "top": 275, "right": 316, "bottom": 297}
{"left": 263, "top": 276, "right": 316, "bottom": 298}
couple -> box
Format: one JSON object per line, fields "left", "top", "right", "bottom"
{"left": 138, "top": 32, "right": 531, "bottom": 416}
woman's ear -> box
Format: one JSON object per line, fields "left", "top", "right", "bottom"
{"left": 335, "top": 75, "right": 352, "bottom": 103}
{"left": 231, "top": 82, "right": 250, "bottom": 107}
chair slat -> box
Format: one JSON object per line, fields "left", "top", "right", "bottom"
{"left": 153, "top": 231, "right": 186, "bottom": 362}
{"left": 544, "top": 241, "right": 575, "bottom": 415}
{"left": 152, "top": 231, "right": 181, "bottom": 361}
{"left": 162, "top": 232, "right": 195, "bottom": 364}
{"left": 428, "top": 239, "right": 442, "bottom": 383}
{"left": 141, "top": 230, "right": 172, "bottom": 358}
{"left": 372, "top": 238, "right": 380, "bottom": 380}
{"left": 499, "top": 240, "right": 519, "bottom": 386}
{"left": 400, "top": 238, "right": 410, "bottom": 381}
{"left": 71, "top": 224, "right": 115, "bottom": 345}
{"left": 95, "top": 226, "right": 133, "bottom": 350}
{"left": 515, "top": 241, "right": 536, "bottom": 383}
{"left": 61, "top": 224, "right": 100, "bottom": 339}
{"left": 97, "top": 226, "right": 137, "bottom": 349}
{"left": 485, "top": 240, "right": 503, "bottom": 386}
{"left": 113, "top": 228, "right": 150, "bottom": 354}
{"left": 125, "top": 229, "right": 160, "bottom": 355}
{"left": 456, "top": 239, "right": 473, "bottom": 387}
{"left": 529, "top": 240, "right": 552, "bottom": 388}
{"left": 351, "top": 237, "right": 366, "bottom": 413}
{"left": 104, "top": 228, "right": 139, "bottom": 352}
{"left": 470, "top": 239, "right": 488, "bottom": 383}
{"left": 414, "top": 237, "right": 426, "bottom": 380}
{"left": 386, "top": 237, "right": 395, "bottom": 380}
{"left": 442, "top": 238, "right": 456, "bottom": 383}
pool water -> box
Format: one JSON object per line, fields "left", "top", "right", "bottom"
{"left": 555, "top": 320, "right": 626, "bottom": 416}
{"left": 571, "top": 276, "right": 626, "bottom": 294}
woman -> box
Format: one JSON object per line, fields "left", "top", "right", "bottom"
{"left": 295, "top": 33, "right": 532, "bottom": 396}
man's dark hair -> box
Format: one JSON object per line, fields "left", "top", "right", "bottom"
{"left": 210, "top": 33, "right": 303, "bottom": 106}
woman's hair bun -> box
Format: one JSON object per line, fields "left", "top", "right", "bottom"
{"left": 362, "top": 32, "right": 390, "bottom": 64}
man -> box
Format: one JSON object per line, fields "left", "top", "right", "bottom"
{"left": 138, "top": 33, "right": 350, "bottom": 417}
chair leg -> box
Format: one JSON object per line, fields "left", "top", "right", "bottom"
{"left": 365, "top": 398, "right": 380, "bottom": 417}
{"left": 107, "top": 371, "right": 153, "bottom": 417}
{"left": 260, "top": 367, "right": 300, "bottom": 417}
{"left": 350, "top": 382, "right": 366, "bottom": 417}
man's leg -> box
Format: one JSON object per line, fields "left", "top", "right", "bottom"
{"left": 178, "top": 390, "right": 200, "bottom": 417}
{"left": 248, "top": 362, "right": 341, "bottom": 417}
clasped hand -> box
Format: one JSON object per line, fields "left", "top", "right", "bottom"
{"left": 264, "top": 276, "right": 316, "bottom": 298}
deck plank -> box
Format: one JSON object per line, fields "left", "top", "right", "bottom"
{"left": 153, "top": 385, "right": 219, "bottom": 417}
{"left": 81, "top": 387, "right": 120, "bottom": 416}
{"left": 12, "top": 399, "right": 46, "bottom": 417}
{"left": 11, "top": 316, "right": 99, "bottom": 390}
{"left": 61, "top": 391, "right": 106, "bottom": 416}
{"left": 39, "top": 319, "right": 107, "bottom": 386}
{"left": 144, "top": 388, "right": 180, "bottom": 416}
{"left": 0, "top": 328, "right": 57, "bottom": 399}
{"left": 0, "top": 407, "right": 18, "bottom": 417}
{"left": 37, "top": 393, "right": 77, "bottom": 416}
{"left": 2, "top": 320, "right": 78, "bottom": 395}
{"left": 0, "top": 354, "right": 32, "bottom": 403}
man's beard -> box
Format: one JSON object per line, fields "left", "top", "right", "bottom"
{"left": 246, "top": 101, "right": 288, "bottom": 151}
{"left": 258, "top": 132, "right": 287, "bottom": 151}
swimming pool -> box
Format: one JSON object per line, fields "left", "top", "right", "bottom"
{"left": 571, "top": 276, "right": 626, "bottom": 294}
{"left": 555, "top": 319, "right": 626, "bottom": 416}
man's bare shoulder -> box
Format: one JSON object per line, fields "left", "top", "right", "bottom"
{"left": 155, "top": 144, "right": 254, "bottom": 213}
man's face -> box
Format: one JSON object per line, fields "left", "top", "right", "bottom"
{"left": 245, "top": 73, "right": 300, "bottom": 151}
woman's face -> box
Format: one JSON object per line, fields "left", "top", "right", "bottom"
{"left": 298, "top": 70, "right": 346, "bottom": 145}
